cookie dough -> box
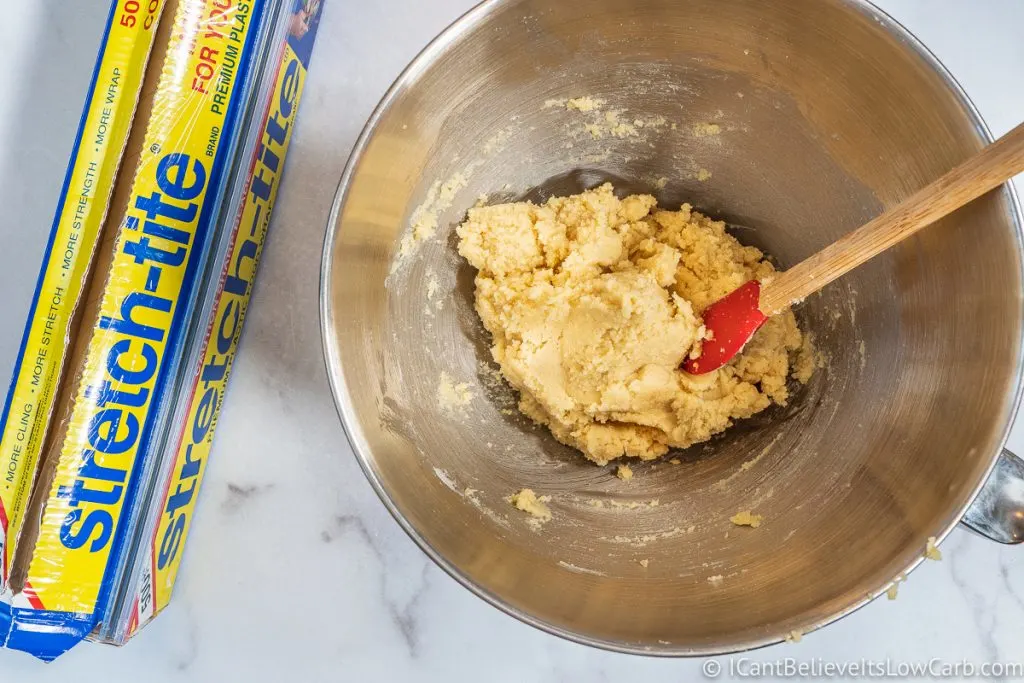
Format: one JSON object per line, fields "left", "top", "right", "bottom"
{"left": 730, "top": 510, "right": 764, "bottom": 528}
{"left": 457, "top": 183, "right": 812, "bottom": 465}
{"left": 509, "top": 489, "right": 552, "bottom": 523}
{"left": 925, "top": 536, "right": 942, "bottom": 561}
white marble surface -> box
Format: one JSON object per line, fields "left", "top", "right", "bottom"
{"left": 1, "top": 1, "right": 1023, "bottom": 680}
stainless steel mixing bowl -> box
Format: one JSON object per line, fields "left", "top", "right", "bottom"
{"left": 321, "top": 0, "right": 1024, "bottom": 655}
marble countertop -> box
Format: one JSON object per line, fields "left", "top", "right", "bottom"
{"left": 1, "top": 0, "right": 1022, "bottom": 680}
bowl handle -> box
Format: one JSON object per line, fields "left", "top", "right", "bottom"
{"left": 961, "top": 449, "right": 1024, "bottom": 544}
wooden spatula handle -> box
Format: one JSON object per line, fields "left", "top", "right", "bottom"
{"left": 759, "top": 121, "right": 1024, "bottom": 315}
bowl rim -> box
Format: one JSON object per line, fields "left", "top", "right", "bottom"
{"left": 318, "top": 0, "right": 1024, "bottom": 657}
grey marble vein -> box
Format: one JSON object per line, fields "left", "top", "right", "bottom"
{"left": 948, "top": 534, "right": 1002, "bottom": 662}
{"left": 322, "top": 514, "right": 429, "bottom": 658}
{"left": 174, "top": 604, "right": 200, "bottom": 673}
{"left": 999, "top": 557, "right": 1024, "bottom": 614}
{"left": 221, "top": 482, "right": 276, "bottom": 514}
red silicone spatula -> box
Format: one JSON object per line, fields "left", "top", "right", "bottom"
{"left": 684, "top": 120, "right": 1024, "bottom": 375}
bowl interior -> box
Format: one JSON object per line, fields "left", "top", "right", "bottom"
{"left": 323, "top": 0, "right": 1023, "bottom": 653}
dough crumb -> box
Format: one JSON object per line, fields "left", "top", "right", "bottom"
{"left": 730, "top": 510, "right": 763, "bottom": 528}
{"left": 555, "top": 98, "right": 654, "bottom": 139}
{"left": 669, "top": 458, "right": 681, "bottom": 465}
{"left": 604, "top": 110, "right": 638, "bottom": 137}
{"left": 696, "top": 168, "right": 712, "bottom": 182}
{"left": 785, "top": 630, "right": 803, "bottom": 643}
{"left": 509, "top": 488, "right": 552, "bottom": 525}
{"left": 886, "top": 572, "right": 907, "bottom": 601}
{"left": 693, "top": 122, "right": 721, "bottom": 137}
{"left": 457, "top": 184, "right": 812, "bottom": 465}
{"left": 437, "top": 372, "right": 474, "bottom": 412}
{"left": 566, "top": 96, "right": 604, "bottom": 112}
{"left": 925, "top": 536, "right": 942, "bottom": 561}
{"left": 617, "top": 464, "right": 634, "bottom": 481}
{"left": 707, "top": 574, "right": 724, "bottom": 586}
{"left": 654, "top": 177, "right": 668, "bottom": 190}
{"left": 639, "top": 559, "right": 649, "bottom": 568}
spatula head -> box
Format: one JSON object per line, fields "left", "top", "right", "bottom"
{"left": 683, "top": 280, "right": 768, "bottom": 375}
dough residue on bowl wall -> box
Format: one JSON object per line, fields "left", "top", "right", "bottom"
{"left": 549, "top": 96, "right": 672, "bottom": 142}
{"left": 730, "top": 510, "right": 763, "bottom": 528}
{"left": 411, "top": 175, "right": 464, "bottom": 244}
{"left": 598, "top": 525, "right": 694, "bottom": 548}
{"left": 437, "top": 371, "right": 474, "bottom": 413}
{"left": 424, "top": 268, "right": 445, "bottom": 316}
{"left": 392, "top": 93, "right": 728, "bottom": 279}
{"left": 392, "top": 170, "right": 474, "bottom": 273}
{"left": 565, "top": 96, "right": 603, "bottom": 112}
{"left": 509, "top": 488, "right": 552, "bottom": 528}
{"left": 692, "top": 122, "right": 721, "bottom": 137}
